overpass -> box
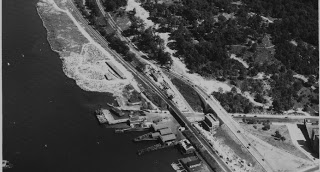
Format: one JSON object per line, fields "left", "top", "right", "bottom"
{"left": 165, "top": 71, "right": 275, "bottom": 172}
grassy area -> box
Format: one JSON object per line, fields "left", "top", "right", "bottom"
{"left": 213, "top": 125, "right": 264, "bottom": 171}
{"left": 240, "top": 123, "right": 310, "bottom": 160}
{"left": 171, "top": 78, "right": 203, "bottom": 112}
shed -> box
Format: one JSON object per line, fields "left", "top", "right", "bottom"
{"left": 152, "top": 123, "right": 168, "bottom": 131}
{"left": 160, "top": 134, "right": 176, "bottom": 143}
{"left": 186, "top": 159, "right": 201, "bottom": 168}
{"left": 151, "top": 132, "right": 160, "bottom": 138}
{"left": 159, "top": 128, "right": 172, "bottom": 135}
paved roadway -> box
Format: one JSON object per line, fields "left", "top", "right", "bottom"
{"left": 67, "top": 1, "right": 232, "bottom": 171}
{"left": 165, "top": 71, "right": 275, "bottom": 172}
{"left": 231, "top": 113, "right": 319, "bottom": 120}
{"left": 93, "top": 1, "right": 274, "bottom": 170}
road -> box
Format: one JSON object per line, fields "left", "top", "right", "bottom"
{"left": 166, "top": 71, "right": 274, "bottom": 172}
{"left": 67, "top": 1, "right": 232, "bottom": 171}
{"left": 231, "top": 113, "right": 319, "bottom": 120}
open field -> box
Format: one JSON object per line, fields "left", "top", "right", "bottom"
{"left": 240, "top": 123, "right": 311, "bottom": 160}
{"left": 243, "top": 131, "right": 314, "bottom": 172}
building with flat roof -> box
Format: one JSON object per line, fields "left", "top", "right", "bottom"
{"left": 159, "top": 128, "right": 173, "bottom": 135}
{"left": 179, "top": 156, "right": 202, "bottom": 171}
{"left": 151, "top": 132, "right": 160, "bottom": 138}
{"left": 152, "top": 123, "right": 169, "bottom": 131}
{"left": 110, "top": 107, "right": 125, "bottom": 117}
{"left": 202, "top": 113, "right": 219, "bottom": 132}
{"left": 179, "top": 139, "right": 195, "bottom": 154}
{"left": 160, "top": 133, "right": 176, "bottom": 145}
{"left": 129, "top": 115, "right": 146, "bottom": 127}
{"left": 311, "top": 128, "right": 319, "bottom": 155}
{"left": 304, "top": 120, "right": 319, "bottom": 155}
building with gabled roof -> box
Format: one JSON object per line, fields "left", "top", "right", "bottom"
{"left": 152, "top": 123, "right": 169, "bottom": 131}
{"left": 159, "top": 128, "right": 173, "bottom": 135}
{"left": 159, "top": 134, "right": 176, "bottom": 145}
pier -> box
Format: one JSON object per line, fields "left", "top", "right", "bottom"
{"left": 115, "top": 127, "right": 148, "bottom": 133}
{"left": 137, "top": 142, "right": 177, "bottom": 156}
{"left": 133, "top": 132, "right": 158, "bottom": 142}
{"left": 101, "top": 109, "right": 128, "bottom": 124}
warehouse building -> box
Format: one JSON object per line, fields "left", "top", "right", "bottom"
{"left": 159, "top": 133, "right": 176, "bottom": 145}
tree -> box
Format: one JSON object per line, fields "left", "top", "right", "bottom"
{"left": 274, "top": 130, "right": 282, "bottom": 138}
{"left": 125, "top": 52, "right": 135, "bottom": 62}
{"left": 231, "top": 87, "right": 237, "bottom": 94}
{"left": 262, "top": 123, "right": 270, "bottom": 130}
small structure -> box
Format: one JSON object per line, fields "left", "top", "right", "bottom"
{"left": 150, "top": 70, "right": 163, "bottom": 82}
{"left": 202, "top": 113, "right": 219, "bottom": 132}
{"left": 152, "top": 123, "right": 169, "bottom": 131}
{"left": 129, "top": 115, "right": 146, "bottom": 128}
{"left": 304, "top": 119, "right": 319, "bottom": 155}
{"left": 165, "top": 89, "right": 175, "bottom": 99}
{"left": 159, "top": 128, "right": 173, "bottom": 135}
{"left": 160, "top": 133, "right": 176, "bottom": 145}
{"left": 110, "top": 107, "right": 125, "bottom": 117}
{"left": 179, "top": 156, "right": 202, "bottom": 171}
{"left": 178, "top": 139, "right": 195, "bottom": 154}
{"left": 105, "top": 61, "right": 126, "bottom": 79}
{"left": 151, "top": 132, "right": 161, "bottom": 138}
{"left": 311, "top": 128, "right": 319, "bottom": 155}
{"left": 161, "top": 81, "right": 170, "bottom": 89}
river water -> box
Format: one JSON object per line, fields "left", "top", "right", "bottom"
{"left": 3, "top": 0, "right": 182, "bottom": 171}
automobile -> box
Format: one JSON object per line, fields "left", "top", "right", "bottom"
{"left": 254, "top": 115, "right": 257, "bottom": 117}
{"left": 285, "top": 116, "right": 288, "bottom": 118}
{"left": 237, "top": 130, "right": 241, "bottom": 133}
{"left": 248, "top": 143, "right": 251, "bottom": 146}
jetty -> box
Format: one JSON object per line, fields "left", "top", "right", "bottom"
{"left": 133, "top": 132, "right": 159, "bottom": 142}
{"left": 137, "top": 142, "right": 177, "bottom": 156}
{"left": 115, "top": 127, "right": 148, "bottom": 133}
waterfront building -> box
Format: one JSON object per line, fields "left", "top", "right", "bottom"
{"left": 159, "top": 128, "right": 173, "bottom": 135}
{"left": 179, "top": 156, "right": 202, "bottom": 171}
{"left": 152, "top": 123, "right": 169, "bottom": 131}
{"left": 159, "top": 134, "right": 176, "bottom": 145}
{"left": 151, "top": 132, "right": 160, "bottom": 138}
{"left": 178, "top": 139, "right": 195, "bottom": 154}
{"left": 110, "top": 107, "right": 125, "bottom": 117}
{"left": 129, "top": 115, "right": 146, "bottom": 127}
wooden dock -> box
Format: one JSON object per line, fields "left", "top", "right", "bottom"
{"left": 133, "top": 132, "right": 157, "bottom": 142}
{"left": 115, "top": 127, "right": 148, "bottom": 133}
{"left": 137, "top": 142, "right": 176, "bottom": 155}
{"left": 101, "top": 109, "right": 128, "bottom": 124}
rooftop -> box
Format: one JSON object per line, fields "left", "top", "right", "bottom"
{"left": 159, "top": 128, "right": 173, "bottom": 135}
{"left": 152, "top": 123, "right": 169, "bottom": 131}
{"left": 180, "top": 156, "right": 199, "bottom": 164}
{"left": 160, "top": 133, "right": 176, "bottom": 142}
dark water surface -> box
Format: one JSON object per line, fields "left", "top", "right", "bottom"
{"left": 3, "top": 0, "right": 182, "bottom": 171}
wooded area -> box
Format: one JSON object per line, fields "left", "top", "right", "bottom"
{"left": 74, "top": 0, "right": 318, "bottom": 113}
